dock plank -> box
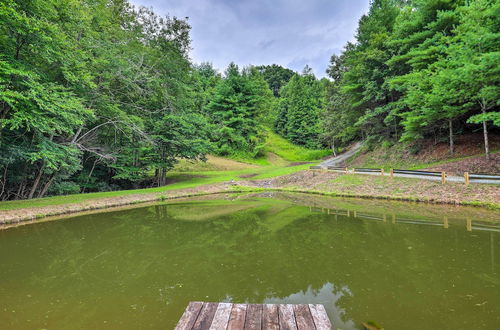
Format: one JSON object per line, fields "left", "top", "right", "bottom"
{"left": 177, "top": 301, "right": 332, "bottom": 330}
{"left": 244, "top": 304, "right": 263, "bottom": 330}
{"left": 293, "top": 304, "right": 316, "bottom": 330}
{"left": 192, "top": 302, "right": 218, "bottom": 330}
{"left": 262, "top": 304, "right": 279, "bottom": 330}
{"left": 278, "top": 304, "right": 298, "bottom": 330}
{"left": 209, "top": 303, "right": 233, "bottom": 330}
{"left": 175, "top": 301, "right": 204, "bottom": 330}
{"left": 309, "top": 304, "right": 332, "bottom": 330}
{"left": 227, "top": 304, "right": 248, "bottom": 330}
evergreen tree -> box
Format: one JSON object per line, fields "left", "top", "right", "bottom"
{"left": 276, "top": 67, "right": 326, "bottom": 148}
{"left": 205, "top": 63, "right": 272, "bottom": 156}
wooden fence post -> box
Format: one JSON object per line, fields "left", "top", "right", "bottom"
{"left": 352, "top": 168, "right": 356, "bottom": 174}
{"left": 345, "top": 167, "right": 348, "bottom": 174}
{"left": 464, "top": 172, "right": 469, "bottom": 185}
{"left": 390, "top": 169, "right": 394, "bottom": 178}
{"left": 441, "top": 171, "right": 446, "bottom": 184}
{"left": 381, "top": 168, "right": 384, "bottom": 176}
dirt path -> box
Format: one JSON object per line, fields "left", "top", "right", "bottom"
{"left": 320, "top": 142, "right": 362, "bottom": 168}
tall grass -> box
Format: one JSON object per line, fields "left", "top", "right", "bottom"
{"left": 264, "top": 130, "right": 331, "bottom": 161}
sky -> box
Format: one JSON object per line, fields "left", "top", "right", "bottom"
{"left": 130, "top": 0, "right": 370, "bottom": 77}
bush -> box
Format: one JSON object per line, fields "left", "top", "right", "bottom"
{"left": 48, "top": 181, "right": 81, "bottom": 196}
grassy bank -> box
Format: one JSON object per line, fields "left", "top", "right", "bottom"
{"left": 1, "top": 168, "right": 498, "bottom": 226}
{"left": 0, "top": 163, "right": 314, "bottom": 211}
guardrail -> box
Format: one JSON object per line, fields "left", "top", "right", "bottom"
{"left": 469, "top": 173, "right": 500, "bottom": 180}
{"left": 392, "top": 169, "right": 441, "bottom": 176}
{"left": 309, "top": 165, "right": 499, "bottom": 185}
{"left": 354, "top": 167, "right": 382, "bottom": 173}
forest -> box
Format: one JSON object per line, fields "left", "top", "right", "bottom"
{"left": 0, "top": 0, "right": 498, "bottom": 200}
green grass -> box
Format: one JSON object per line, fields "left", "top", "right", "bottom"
{"left": 219, "top": 130, "right": 331, "bottom": 165}
{"left": 263, "top": 129, "right": 331, "bottom": 161}
{"left": 0, "top": 129, "right": 329, "bottom": 212}
{"left": 224, "top": 151, "right": 270, "bottom": 166}
{"left": 0, "top": 163, "right": 316, "bottom": 211}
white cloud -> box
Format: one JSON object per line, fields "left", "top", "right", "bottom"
{"left": 130, "top": 0, "right": 369, "bottom": 77}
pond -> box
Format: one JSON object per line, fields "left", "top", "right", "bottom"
{"left": 0, "top": 192, "right": 499, "bottom": 329}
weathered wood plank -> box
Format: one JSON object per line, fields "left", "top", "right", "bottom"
{"left": 227, "top": 304, "right": 247, "bottom": 330}
{"left": 262, "top": 304, "right": 279, "bottom": 330}
{"left": 192, "top": 302, "right": 219, "bottom": 330}
{"left": 278, "top": 304, "right": 298, "bottom": 330}
{"left": 309, "top": 304, "right": 332, "bottom": 330}
{"left": 209, "top": 303, "right": 233, "bottom": 330}
{"left": 175, "top": 301, "right": 204, "bottom": 330}
{"left": 244, "top": 304, "right": 262, "bottom": 330}
{"left": 293, "top": 304, "right": 316, "bottom": 330}
{"left": 178, "top": 302, "right": 332, "bottom": 330}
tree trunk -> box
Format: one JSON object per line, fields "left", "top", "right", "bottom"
{"left": 38, "top": 175, "right": 55, "bottom": 198}
{"left": 0, "top": 165, "right": 7, "bottom": 200}
{"left": 481, "top": 107, "right": 490, "bottom": 160}
{"left": 331, "top": 139, "right": 336, "bottom": 157}
{"left": 449, "top": 119, "right": 454, "bottom": 155}
{"left": 28, "top": 163, "right": 45, "bottom": 199}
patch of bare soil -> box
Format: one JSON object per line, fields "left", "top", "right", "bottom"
{"left": 236, "top": 170, "right": 500, "bottom": 205}
{"left": 266, "top": 152, "right": 289, "bottom": 166}
{"left": 239, "top": 173, "right": 258, "bottom": 178}
{"left": 286, "top": 162, "right": 313, "bottom": 167}
{"left": 238, "top": 170, "right": 340, "bottom": 189}
{"left": 415, "top": 134, "right": 500, "bottom": 162}
{"left": 425, "top": 153, "right": 500, "bottom": 175}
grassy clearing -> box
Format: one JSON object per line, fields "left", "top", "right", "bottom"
{"left": 263, "top": 129, "right": 331, "bottom": 161}
{"left": 173, "top": 129, "right": 331, "bottom": 169}
{"left": 174, "top": 155, "right": 259, "bottom": 172}
{"left": 0, "top": 163, "right": 315, "bottom": 211}
{"left": 0, "top": 128, "right": 330, "bottom": 212}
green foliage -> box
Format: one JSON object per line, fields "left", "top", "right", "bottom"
{"left": 264, "top": 129, "right": 330, "bottom": 161}
{"left": 255, "top": 64, "right": 295, "bottom": 97}
{"left": 0, "top": 0, "right": 210, "bottom": 199}
{"left": 205, "top": 63, "right": 273, "bottom": 157}
{"left": 275, "top": 67, "right": 328, "bottom": 148}
{"left": 321, "top": 0, "right": 499, "bottom": 157}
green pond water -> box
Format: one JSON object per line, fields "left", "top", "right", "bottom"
{"left": 1, "top": 192, "right": 499, "bottom": 330}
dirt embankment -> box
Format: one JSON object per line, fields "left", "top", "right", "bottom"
{"left": 425, "top": 153, "right": 500, "bottom": 176}
{"left": 1, "top": 170, "right": 498, "bottom": 226}
{"left": 236, "top": 170, "right": 500, "bottom": 205}
{"left": 0, "top": 183, "right": 234, "bottom": 225}
{"left": 350, "top": 133, "right": 500, "bottom": 175}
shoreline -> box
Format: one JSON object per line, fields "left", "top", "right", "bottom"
{"left": 1, "top": 170, "right": 499, "bottom": 228}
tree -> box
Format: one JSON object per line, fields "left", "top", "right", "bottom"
{"left": 255, "top": 64, "right": 295, "bottom": 97}
{"left": 0, "top": 0, "right": 211, "bottom": 199}
{"left": 205, "top": 63, "right": 272, "bottom": 156}
{"left": 276, "top": 67, "right": 327, "bottom": 148}
{"left": 449, "top": 0, "right": 500, "bottom": 159}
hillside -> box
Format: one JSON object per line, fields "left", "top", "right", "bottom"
{"left": 347, "top": 134, "right": 500, "bottom": 175}
{"left": 174, "top": 129, "right": 331, "bottom": 171}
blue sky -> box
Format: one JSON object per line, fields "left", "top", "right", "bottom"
{"left": 130, "top": 0, "right": 369, "bottom": 77}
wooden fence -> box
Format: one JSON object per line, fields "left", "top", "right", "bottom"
{"left": 310, "top": 165, "right": 500, "bottom": 185}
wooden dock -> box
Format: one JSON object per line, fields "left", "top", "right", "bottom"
{"left": 175, "top": 302, "right": 333, "bottom": 330}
